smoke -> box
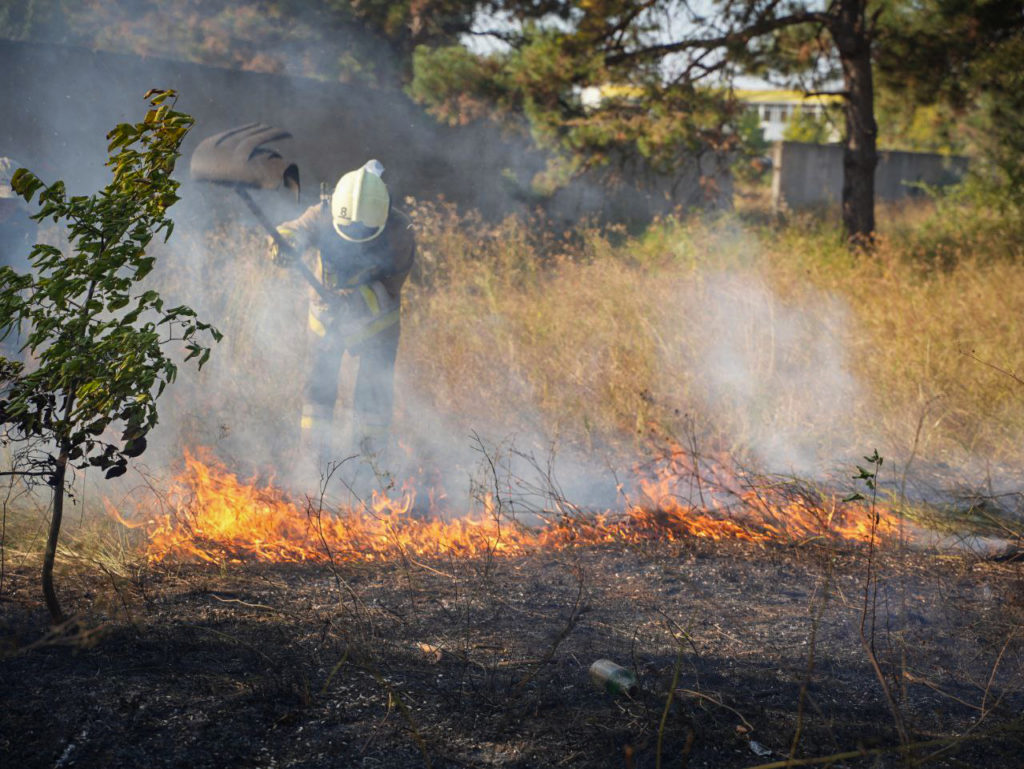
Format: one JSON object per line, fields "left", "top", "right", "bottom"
{"left": 696, "top": 270, "right": 864, "bottom": 475}
{"left": 109, "top": 181, "right": 622, "bottom": 518}
{"left": 388, "top": 381, "right": 625, "bottom": 519}
{"left": 0, "top": 14, "right": 872, "bottom": 519}
{"left": 659, "top": 246, "right": 869, "bottom": 480}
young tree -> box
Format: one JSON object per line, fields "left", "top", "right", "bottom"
{"left": 0, "top": 89, "right": 220, "bottom": 624}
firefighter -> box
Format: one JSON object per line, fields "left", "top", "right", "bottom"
{"left": 269, "top": 159, "right": 415, "bottom": 463}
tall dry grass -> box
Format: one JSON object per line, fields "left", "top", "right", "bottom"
{"left": 398, "top": 191, "right": 1024, "bottom": 487}
{"left": 5, "top": 184, "right": 1024, "bottom": 579}
{"left": 12, "top": 185, "right": 1024, "bottom": 525}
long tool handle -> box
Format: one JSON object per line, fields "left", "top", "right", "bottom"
{"left": 233, "top": 186, "right": 336, "bottom": 305}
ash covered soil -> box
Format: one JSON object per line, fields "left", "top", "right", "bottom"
{"left": 3, "top": 539, "right": 1024, "bottom": 768}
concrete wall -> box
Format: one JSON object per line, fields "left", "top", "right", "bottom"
{"left": 0, "top": 39, "right": 729, "bottom": 226}
{"left": 771, "top": 141, "right": 969, "bottom": 211}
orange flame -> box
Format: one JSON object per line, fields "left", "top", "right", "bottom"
{"left": 626, "top": 445, "right": 898, "bottom": 546}
{"left": 122, "top": 446, "right": 899, "bottom": 565}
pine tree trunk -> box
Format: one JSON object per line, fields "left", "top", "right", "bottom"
{"left": 41, "top": 451, "right": 68, "bottom": 624}
{"left": 831, "top": 0, "right": 878, "bottom": 244}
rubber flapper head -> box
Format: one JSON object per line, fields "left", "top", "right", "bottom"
{"left": 189, "top": 123, "right": 300, "bottom": 200}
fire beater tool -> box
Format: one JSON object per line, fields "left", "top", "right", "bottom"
{"left": 189, "top": 123, "right": 334, "bottom": 304}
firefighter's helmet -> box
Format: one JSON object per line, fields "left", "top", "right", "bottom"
{"left": 331, "top": 160, "right": 389, "bottom": 243}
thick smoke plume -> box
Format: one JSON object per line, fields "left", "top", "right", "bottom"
{"left": 0, "top": 20, "right": 729, "bottom": 514}
{"left": 0, "top": 15, "right": 1007, "bottom": 524}
{"left": 677, "top": 270, "right": 863, "bottom": 477}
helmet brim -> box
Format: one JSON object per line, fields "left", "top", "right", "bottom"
{"left": 334, "top": 220, "right": 385, "bottom": 243}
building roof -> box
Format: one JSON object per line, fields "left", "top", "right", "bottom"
{"left": 736, "top": 89, "right": 843, "bottom": 105}
{"left": 580, "top": 85, "right": 845, "bottom": 111}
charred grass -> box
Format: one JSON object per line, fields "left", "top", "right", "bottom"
{"left": 3, "top": 537, "right": 1024, "bottom": 768}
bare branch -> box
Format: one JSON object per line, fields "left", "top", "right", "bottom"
{"left": 604, "top": 11, "right": 829, "bottom": 67}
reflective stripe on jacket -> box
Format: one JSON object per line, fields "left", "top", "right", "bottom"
{"left": 307, "top": 279, "right": 399, "bottom": 346}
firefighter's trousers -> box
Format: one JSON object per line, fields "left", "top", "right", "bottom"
{"left": 301, "top": 318, "right": 400, "bottom": 461}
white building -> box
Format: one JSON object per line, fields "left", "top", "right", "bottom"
{"left": 737, "top": 90, "right": 842, "bottom": 142}
{"left": 579, "top": 85, "right": 842, "bottom": 143}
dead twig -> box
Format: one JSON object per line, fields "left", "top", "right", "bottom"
{"left": 855, "top": 451, "right": 911, "bottom": 749}
{"left": 306, "top": 457, "right": 373, "bottom": 629}
{"left": 962, "top": 348, "right": 1024, "bottom": 388}
{"left": 981, "top": 626, "right": 1018, "bottom": 714}
{"left": 915, "top": 626, "right": 1022, "bottom": 765}
{"left": 789, "top": 564, "right": 832, "bottom": 761}
{"left": 741, "top": 732, "right": 991, "bottom": 769}
{"left": 512, "top": 566, "right": 586, "bottom": 693}
{"left": 357, "top": 657, "right": 433, "bottom": 769}
{"left": 208, "top": 593, "right": 306, "bottom": 621}
{"left": 94, "top": 559, "right": 139, "bottom": 630}
{"left": 656, "top": 644, "right": 685, "bottom": 769}
{"left": 2, "top": 617, "right": 105, "bottom": 658}
{"left": 675, "top": 689, "right": 753, "bottom": 733}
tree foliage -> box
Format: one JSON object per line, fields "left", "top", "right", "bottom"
{"left": 783, "top": 106, "right": 840, "bottom": 144}
{"left": 411, "top": 19, "right": 739, "bottom": 206}
{"left": 0, "top": 89, "right": 220, "bottom": 623}
{"left": 411, "top": 0, "right": 884, "bottom": 239}
{"left": 4, "top": 1, "right": 1022, "bottom": 226}
{"left": 876, "top": 0, "right": 1024, "bottom": 201}
{"left": 732, "top": 107, "right": 771, "bottom": 183}
{"left": 0, "top": 0, "right": 476, "bottom": 85}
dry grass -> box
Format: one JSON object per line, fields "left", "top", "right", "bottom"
{"left": 128, "top": 189, "right": 1024, "bottom": 499}
{"left": 398, "top": 193, "right": 1024, "bottom": 491}
{"left": 7, "top": 186, "right": 1024, "bottom": 547}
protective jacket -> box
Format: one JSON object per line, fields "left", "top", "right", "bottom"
{"left": 277, "top": 201, "right": 415, "bottom": 341}
{"left": 275, "top": 201, "right": 415, "bottom": 459}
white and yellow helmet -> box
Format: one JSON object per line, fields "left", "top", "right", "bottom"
{"left": 331, "top": 159, "right": 390, "bottom": 242}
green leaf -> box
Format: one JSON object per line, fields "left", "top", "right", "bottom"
{"left": 105, "top": 464, "right": 128, "bottom": 480}
{"left": 0, "top": 88, "right": 216, "bottom": 544}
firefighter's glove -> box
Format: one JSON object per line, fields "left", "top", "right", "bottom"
{"left": 268, "top": 230, "right": 297, "bottom": 266}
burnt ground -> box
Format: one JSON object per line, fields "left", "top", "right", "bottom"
{"left": 2, "top": 538, "right": 1024, "bottom": 769}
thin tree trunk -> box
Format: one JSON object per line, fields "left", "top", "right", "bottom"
{"left": 41, "top": 451, "right": 68, "bottom": 624}
{"left": 831, "top": 0, "right": 878, "bottom": 243}
{"left": 42, "top": 281, "right": 97, "bottom": 625}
